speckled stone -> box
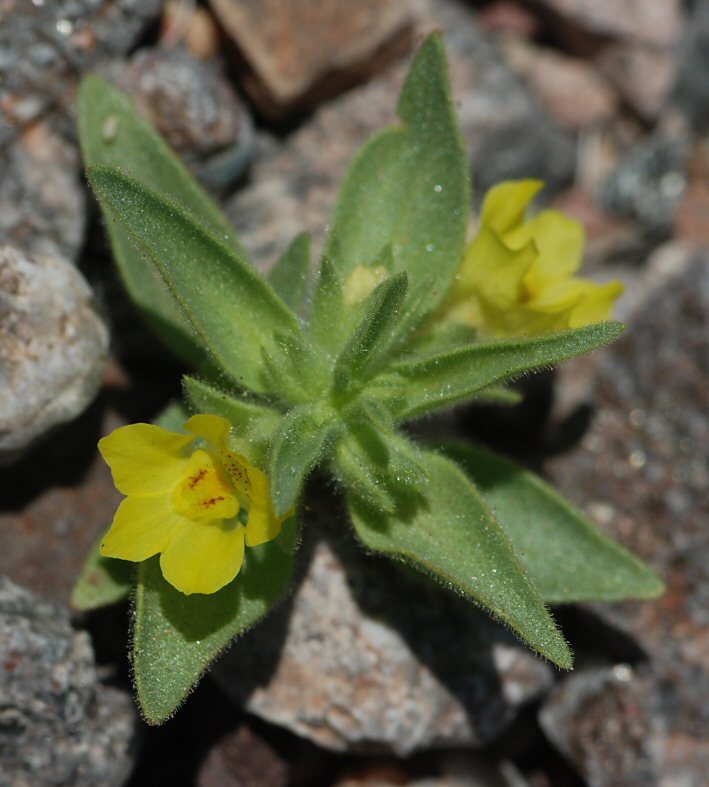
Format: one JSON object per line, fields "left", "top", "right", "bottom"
{"left": 545, "top": 255, "right": 709, "bottom": 785}
{"left": 226, "top": 0, "right": 574, "bottom": 272}
{"left": 0, "top": 245, "right": 108, "bottom": 455}
{"left": 0, "top": 576, "right": 135, "bottom": 787}
{"left": 214, "top": 525, "right": 553, "bottom": 756}
{"left": 0, "top": 0, "right": 163, "bottom": 144}
{"left": 99, "top": 46, "right": 254, "bottom": 188}
{"left": 0, "top": 122, "right": 86, "bottom": 261}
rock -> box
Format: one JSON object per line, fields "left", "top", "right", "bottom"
{"left": 501, "top": 38, "right": 618, "bottom": 131}
{"left": 676, "top": 1, "right": 709, "bottom": 134}
{"left": 545, "top": 255, "right": 709, "bottom": 786}
{"left": 100, "top": 46, "right": 254, "bottom": 188}
{"left": 525, "top": 0, "right": 684, "bottom": 121}
{"left": 539, "top": 667, "right": 664, "bottom": 787}
{"left": 227, "top": 0, "right": 575, "bottom": 271}
{"left": 214, "top": 527, "right": 553, "bottom": 756}
{"left": 209, "top": 0, "right": 413, "bottom": 118}
{"left": 596, "top": 43, "right": 678, "bottom": 123}
{"left": 676, "top": 140, "right": 709, "bottom": 247}
{"left": 197, "top": 723, "right": 289, "bottom": 787}
{"left": 599, "top": 134, "right": 687, "bottom": 239}
{"left": 476, "top": 2, "right": 542, "bottom": 39}
{"left": 526, "top": 0, "right": 683, "bottom": 49}
{"left": 0, "top": 122, "right": 86, "bottom": 261}
{"left": 0, "top": 245, "right": 108, "bottom": 455}
{"left": 0, "top": 576, "right": 135, "bottom": 786}
{"left": 0, "top": 0, "right": 163, "bottom": 144}
{"left": 161, "top": 0, "right": 221, "bottom": 61}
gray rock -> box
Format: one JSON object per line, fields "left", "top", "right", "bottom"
{"left": 546, "top": 254, "right": 709, "bottom": 785}
{"left": 0, "top": 0, "right": 163, "bottom": 144}
{"left": 226, "top": 0, "right": 574, "bottom": 271}
{"left": 599, "top": 134, "right": 688, "bottom": 239}
{"left": 100, "top": 46, "right": 254, "bottom": 189}
{"left": 539, "top": 667, "right": 665, "bottom": 787}
{"left": 0, "top": 122, "right": 86, "bottom": 261}
{"left": 0, "top": 576, "right": 135, "bottom": 787}
{"left": 675, "top": 0, "right": 709, "bottom": 133}
{"left": 214, "top": 526, "right": 553, "bottom": 756}
{"left": 0, "top": 246, "right": 108, "bottom": 454}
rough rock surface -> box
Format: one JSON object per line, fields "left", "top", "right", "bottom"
{"left": 0, "top": 122, "right": 86, "bottom": 261}
{"left": 599, "top": 134, "right": 687, "bottom": 239}
{"left": 209, "top": 0, "right": 413, "bottom": 117}
{"left": 545, "top": 256, "right": 709, "bottom": 785}
{"left": 0, "top": 0, "right": 163, "bottom": 144}
{"left": 676, "top": 0, "right": 709, "bottom": 134}
{"left": 214, "top": 527, "right": 553, "bottom": 756}
{"left": 0, "top": 246, "right": 108, "bottom": 454}
{"left": 227, "top": 0, "right": 574, "bottom": 271}
{"left": 540, "top": 667, "right": 665, "bottom": 787}
{"left": 0, "top": 576, "right": 135, "bottom": 787}
{"left": 100, "top": 45, "right": 253, "bottom": 188}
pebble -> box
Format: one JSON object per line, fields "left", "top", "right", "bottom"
{"left": 0, "top": 245, "right": 108, "bottom": 455}
{"left": 0, "top": 122, "right": 86, "bottom": 261}
{"left": 214, "top": 526, "right": 553, "bottom": 756}
{"left": 100, "top": 45, "right": 254, "bottom": 188}
{"left": 210, "top": 0, "right": 413, "bottom": 118}
{"left": 0, "top": 575, "right": 135, "bottom": 787}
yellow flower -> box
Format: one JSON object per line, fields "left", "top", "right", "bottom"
{"left": 98, "top": 414, "right": 289, "bottom": 595}
{"left": 443, "top": 180, "right": 624, "bottom": 337}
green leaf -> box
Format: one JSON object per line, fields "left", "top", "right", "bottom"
{"left": 133, "top": 516, "right": 299, "bottom": 724}
{"left": 268, "top": 404, "right": 341, "bottom": 516}
{"left": 443, "top": 443, "right": 665, "bottom": 603}
{"left": 71, "top": 530, "right": 133, "bottom": 611}
{"left": 324, "top": 33, "right": 469, "bottom": 315}
{"left": 87, "top": 166, "right": 303, "bottom": 394}
{"left": 261, "top": 333, "right": 329, "bottom": 406}
{"left": 308, "top": 257, "right": 346, "bottom": 354}
{"left": 388, "top": 322, "right": 624, "bottom": 421}
{"left": 268, "top": 233, "right": 311, "bottom": 315}
{"left": 333, "top": 272, "right": 408, "bottom": 396}
{"left": 78, "top": 75, "right": 244, "bottom": 365}
{"left": 348, "top": 443, "right": 572, "bottom": 669}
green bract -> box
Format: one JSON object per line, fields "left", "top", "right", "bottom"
{"left": 76, "top": 33, "right": 663, "bottom": 724}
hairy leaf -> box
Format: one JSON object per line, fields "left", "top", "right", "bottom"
{"left": 78, "top": 75, "right": 244, "bottom": 364}
{"left": 388, "top": 322, "right": 624, "bottom": 420}
{"left": 88, "top": 167, "right": 303, "bottom": 394}
{"left": 268, "top": 233, "right": 311, "bottom": 315}
{"left": 132, "top": 517, "right": 298, "bottom": 724}
{"left": 71, "top": 530, "right": 133, "bottom": 611}
{"left": 348, "top": 443, "right": 572, "bottom": 669}
{"left": 324, "top": 33, "right": 469, "bottom": 317}
{"left": 269, "top": 404, "right": 341, "bottom": 516}
{"left": 443, "top": 443, "right": 665, "bottom": 602}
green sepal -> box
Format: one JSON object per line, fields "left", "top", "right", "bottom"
{"left": 77, "top": 75, "right": 244, "bottom": 365}
{"left": 70, "top": 529, "right": 134, "bottom": 611}
{"left": 443, "top": 443, "right": 665, "bottom": 603}
{"left": 268, "top": 403, "right": 341, "bottom": 517}
{"left": 333, "top": 272, "right": 408, "bottom": 397}
{"left": 132, "top": 516, "right": 299, "bottom": 724}
{"left": 388, "top": 322, "right": 624, "bottom": 421}
{"left": 348, "top": 442, "right": 572, "bottom": 669}
{"left": 323, "top": 33, "right": 469, "bottom": 317}
{"left": 87, "top": 166, "right": 304, "bottom": 394}
{"left": 261, "top": 333, "right": 328, "bottom": 406}
{"left": 268, "top": 233, "right": 311, "bottom": 316}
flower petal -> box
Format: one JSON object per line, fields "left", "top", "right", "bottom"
{"left": 244, "top": 466, "right": 283, "bottom": 547}
{"left": 568, "top": 280, "right": 624, "bottom": 327}
{"left": 98, "top": 423, "right": 193, "bottom": 495}
{"left": 100, "top": 493, "right": 185, "bottom": 562}
{"left": 184, "top": 414, "right": 231, "bottom": 450}
{"left": 527, "top": 209, "right": 585, "bottom": 279}
{"left": 160, "top": 520, "right": 245, "bottom": 595}
{"left": 481, "top": 179, "right": 543, "bottom": 239}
